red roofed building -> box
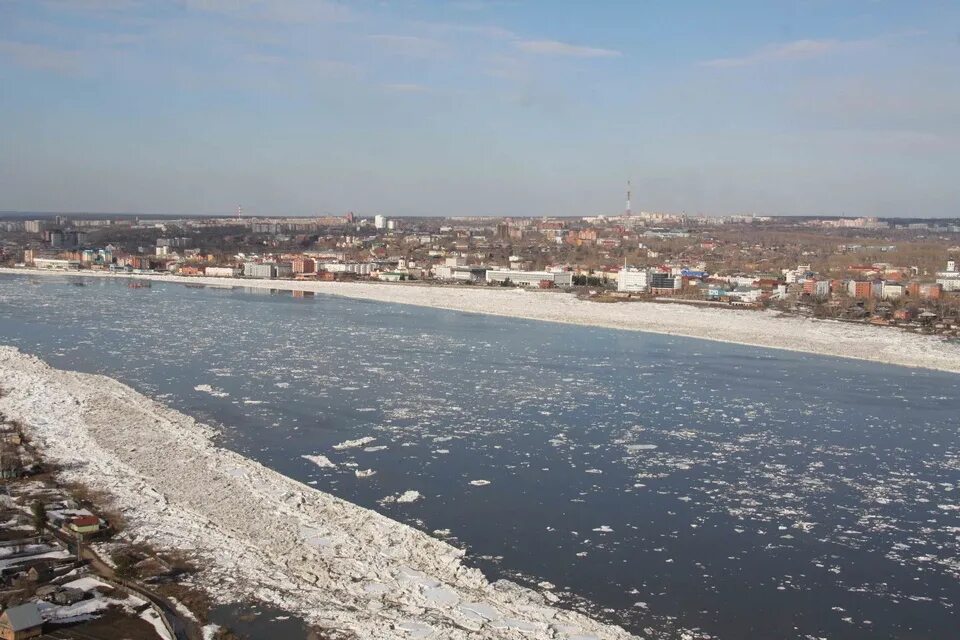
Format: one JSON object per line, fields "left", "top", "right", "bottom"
{"left": 67, "top": 515, "right": 102, "bottom": 535}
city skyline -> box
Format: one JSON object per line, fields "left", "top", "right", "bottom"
{"left": 1, "top": 1, "right": 958, "bottom": 217}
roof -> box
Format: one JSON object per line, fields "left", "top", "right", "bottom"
{"left": 1, "top": 602, "right": 43, "bottom": 631}
{"left": 70, "top": 515, "right": 100, "bottom": 527}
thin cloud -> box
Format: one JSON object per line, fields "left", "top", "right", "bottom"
{"left": 367, "top": 34, "right": 445, "bottom": 58}
{"left": 310, "top": 59, "right": 359, "bottom": 77}
{"left": 40, "top": 0, "right": 142, "bottom": 10}
{"left": 382, "top": 83, "right": 431, "bottom": 93}
{"left": 0, "top": 40, "right": 81, "bottom": 73}
{"left": 412, "top": 20, "right": 516, "bottom": 41}
{"left": 702, "top": 39, "right": 851, "bottom": 68}
{"left": 183, "top": 0, "right": 354, "bottom": 24}
{"left": 242, "top": 52, "right": 287, "bottom": 64}
{"left": 701, "top": 31, "right": 925, "bottom": 68}
{"left": 515, "top": 39, "right": 621, "bottom": 58}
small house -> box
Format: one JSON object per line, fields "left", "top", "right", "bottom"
{"left": 0, "top": 602, "right": 43, "bottom": 640}
{"left": 67, "top": 516, "right": 102, "bottom": 535}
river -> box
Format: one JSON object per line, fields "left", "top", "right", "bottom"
{"left": 1, "top": 273, "right": 958, "bottom": 639}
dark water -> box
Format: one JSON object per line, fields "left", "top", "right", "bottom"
{"left": 208, "top": 604, "right": 313, "bottom": 640}
{"left": 1, "top": 274, "right": 958, "bottom": 639}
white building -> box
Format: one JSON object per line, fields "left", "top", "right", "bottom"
{"left": 374, "top": 215, "right": 387, "bottom": 230}
{"left": 617, "top": 268, "right": 650, "bottom": 293}
{"left": 882, "top": 282, "right": 904, "bottom": 299}
{"left": 321, "top": 262, "right": 376, "bottom": 275}
{"left": 936, "top": 259, "right": 960, "bottom": 291}
{"left": 205, "top": 266, "right": 239, "bottom": 277}
{"left": 434, "top": 265, "right": 489, "bottom": 283}
{"left": 33, "top": 258, "right": 81, "bottom": 270}
{"left": 485, "top": 269, "right": 573, "bottom": 287}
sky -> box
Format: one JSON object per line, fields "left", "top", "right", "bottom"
{"left": 0, "top": 1, "right": 958, "bottom": 218}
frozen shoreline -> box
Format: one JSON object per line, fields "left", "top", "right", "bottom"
{"left": 3, "top": 267, "right": 960, "bottom": 374}
{"left": 0, "top": 346, "right": 636, "bottom": 639}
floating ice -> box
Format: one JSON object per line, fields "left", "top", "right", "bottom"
{"left": 194, "top": 384, "right": 229, "bottom": 398}
{"left": 333, "top": 436, "right": 376, "bottom": 450}
{"left": 301, "top": 454, "right": 336, "bottom": 469}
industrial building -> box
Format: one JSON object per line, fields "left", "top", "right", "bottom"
{"left": 485, "top": 269, "right": 573, "bottom": 287}
{"left": 434, "top": 265, "right": 490, "bottom": 283}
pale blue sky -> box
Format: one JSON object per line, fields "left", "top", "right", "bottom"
{"left": 1, "top": 1, "right": 957, "bottom": 217}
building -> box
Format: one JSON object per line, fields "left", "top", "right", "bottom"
{"left": 205, "top": 266, "right": 239, "bottom": 277}
{"left": 802, "top": 279, "right": 830, "bottom": 297}
{"left": 882, "top": 282, "right": 904, "bottom": 300}
{"left": 291, "top": 258, "right": 316, "bottom": 274}
{"left": 67, "top": 515, "right": 103, "bottom": 535}
{"left": 374, "top": 215, "right": 387, "bottom": 230}
{"left": 157, "top": 237, "right": 191, "bottom": 248}
{"left": 906, "top": 282, "right": 942, "bottom": 300}
{"left": 321, "top": 262, "right": 376, "bottom": 276}
{"left": 617, "top": 268, "right": 650, "bottom": 293}
{"left": 847, "top": 280, "right": 874, "bottom": 299}
{"left": 244, "top": 262, "right": 276, "bottom": 279}
{"left": 0, "top": 602, "right": 43, "bottom": 640}
{"left": 251, "top": 222, "right": 280, "bottom": 234}
{"left": 0, "top": 442, "right": 22, "bottom": 479}
{"left": 485, "top": 269, "right": 573, "bottom": 287}
{"left": 33, "top": 258, "right": 81, "bottom": 270}
{"left": 729, "top": 286, "right": 763, "bottom": 303}
{"left": 434, "top": 265, "right": 489, "bottom": 283}
{"left": 649, "top": 271, "right": 681, "bottom": 294}
{"left": 936, "top": 260, "right": 960, "bottom": 292}
{"left": 24, "top": 220, "right": 44, "bottom": 234}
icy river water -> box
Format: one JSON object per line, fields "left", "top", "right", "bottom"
{"left": 2, "top": 274, "right": 959, "bottom": 639}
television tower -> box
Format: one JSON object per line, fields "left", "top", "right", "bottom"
{"left": 625, "top": 180, "right": 632, "bottom": 217}
{"left": 237, "top": 204, "right": 243, "bottom": 220}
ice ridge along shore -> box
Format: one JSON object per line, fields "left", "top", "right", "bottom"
{"left": 0, "top": 346, "right": 637, "bottom": 640}
{"left": 3, "top": 267, "right": 960, "bottom": 374}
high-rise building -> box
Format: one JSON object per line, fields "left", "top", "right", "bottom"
{"left": 374, "top": 215, "right": 387, "bottom": 230}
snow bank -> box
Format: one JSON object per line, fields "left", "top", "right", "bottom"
{"left": 5, "top": 268, "right": 960, "bottom": 373}
{"left": 0, "top": 347, "right": 636, "bottom": 640}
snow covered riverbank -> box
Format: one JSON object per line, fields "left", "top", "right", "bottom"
{"left": 0, "top": 347, "right": 636, "bottom": 639}
{"left": 3, "top": 268, "right": 959, "bottom": 373}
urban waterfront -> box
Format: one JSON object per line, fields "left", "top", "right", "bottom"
{"left": 1, "top": 273, "right": 959, "bottom": 639}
